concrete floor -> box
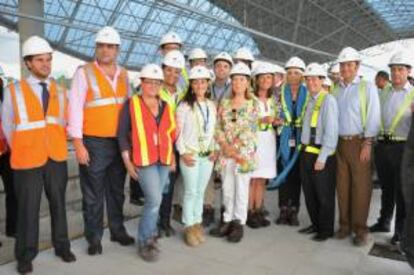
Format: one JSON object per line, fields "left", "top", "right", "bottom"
{"left": 0, "top": 190, "right": 413, "bottom": 275}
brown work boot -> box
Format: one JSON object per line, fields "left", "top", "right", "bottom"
{"left": 194, "top": 223, "right": 206, "bottom": 243}
{"left": 209, "top": 222, "right": 231, "bottom": 237}
{"left": 353, "top": 234, "right": 370, "bottom": 247}
{"left": 227, "top": 220, "right": 244, "bottom": 243}
{"left": 275, "top": 206, "right": 289, "bottom": 225}
{"left": 335, "top": 228, "right": 351, "bottom": 240}
{"left": 184, "top": 226, "right": 200, "bottom": 247}
{"left": 138, "top": 239, "right": 160, "bottom": 262}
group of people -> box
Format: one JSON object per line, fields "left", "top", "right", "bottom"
{"left": 1, "top": 24, "right": 414, "bottom": 274}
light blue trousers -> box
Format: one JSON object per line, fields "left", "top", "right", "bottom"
{"left": 180, "top": 155, "right": 214, "bottom": 227}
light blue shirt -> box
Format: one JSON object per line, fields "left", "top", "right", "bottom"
{"left": 301, "top": 92, "right": 339, "bottom": 163}
{"left": 2, "top": 75, "right": 51, "bottom": 145}
{"left": 381, "top": 81, "right": 413, "bottom": 139}
{"left": 335, "top": 76, "right": 381, "bottom": 137}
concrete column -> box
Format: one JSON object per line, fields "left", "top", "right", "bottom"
{"left": 18, "top": 0, "right": 44, "bottom": 78}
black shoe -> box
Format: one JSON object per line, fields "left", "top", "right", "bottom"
{"left": 227, "top": 220, "right": 244, "bottom": 243}
{"left": 312, "top": 234, "right": 331, "bottom": 242}
{"left": 55, "top": 250, "right": 76, "bottom": 262}
{"left": 298, "top": 225, "right": 317, "bottom": 234}
{"left": 287, "top": 207, "right": 300, "bottom": 226}
{"left": 158, "top": 221, "right": 176, "bottom": 238}
{"left": 391, "top": 234, "right": 400, "bottom": 245}
{"left": 202, "top": 207, "right": 215, "bottom": 227}
{"left": 246, "top": 211, "right": 261, "bottom": 229}
{"left": 369, "top": 222, "right": 390, "bottom": 233}
{"left": 110, "top": 233, "right": 135, "bottom": 246}
{"left": 275, "top": 207, "right": 289, "bottom": 225}
{"left": 209, "top": 222, "right": 231, "bottom": 237}
{"left": 257, "top": 211, "right": 271, "bottom": 227}
{"left": 17, "top": 261, "right": 32, "bottom": 274}
{"left": 87, "top": 242, "right": 102, "bottom": 255}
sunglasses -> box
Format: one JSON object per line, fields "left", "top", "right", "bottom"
{"left": 231, "top": 109, "right": 237, "bottom": 122}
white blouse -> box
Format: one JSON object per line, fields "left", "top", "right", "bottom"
{"left": 176, "top": 100, "right": 217, "bottom": 155}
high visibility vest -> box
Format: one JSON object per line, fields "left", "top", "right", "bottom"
{"left": 83, "top": 62, "right": 130, "bottom": 137}
{"left": 8, "top": 79, "right": 67, "bottom": 169}
{"left": 379, "top": 85, "right": 414, "bottom": 140}
{"left": 332, "top": 80, "right": 367, "bottom": 131}
{"left": 303, "top": 92, "right": 329, "bottom": 155}
{"left": 130, "top": 95, "right": 176, "bottom": 167}
{"left": 159, "top": 86, "right": 185, "bottom": 112}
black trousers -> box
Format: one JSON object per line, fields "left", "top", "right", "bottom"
{"left": 79, "top": 136, "right": 127, "bottom": 244}
{"left": 0, "top": 152, "right": 17, "bottom": 236}
{"left": 300, "top": 152, "right": 336, "bottom": 236}
{"left": 278, "top": 147, "right": 301, "bottom": 208}
{"left": 159, "top": 150, "right": 180, "bottom": 223}
{"left": 374, "top": 142, "right": 406, "bottom": 235}
{"left": 14, "top": 159, "right": 70, "bottom": 262}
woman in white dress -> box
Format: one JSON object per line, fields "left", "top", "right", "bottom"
{"left": 247, "top": 63, "right": 281, "bottom": 228}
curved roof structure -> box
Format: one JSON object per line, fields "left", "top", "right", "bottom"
{"left": 0, "top": 0, "right": 414, "bottom": 68}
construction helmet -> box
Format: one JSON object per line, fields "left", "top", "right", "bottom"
{"left": 285, "top": 56, "right": 306, "bottom": 71}
{"left": 230, "top": 62, "right": 251, "bottom": 77}
{"left": 189, "top": 65, "right": 211, "bottom": 80}
{"left": 140, "top": 64, "right": 164, "bottom": 81}
{"left": 95, "top": 26, "right": 121, "bottom": 45}
{"left": 234, "top": 47, "right": 255, "bottom": 62}
{"left": 159, "top": 32, "right": 182, "bottom": 47}
{"left": 162, "top": 50, "right": 185, "bottom": 69}
{"left": 22, "top": 36, "right": 53, "bottom": 57}
{"left": 213, "top": 52, "right": 233, "bottom": 66}
{"left": 337, "top": 47, "right": 361, "bottom": 63}
{"left": 303, "top": 63, "right": 327, "bottom": 78}
{"left": 388, "top": 51, "right": 412, "bottom": 68}
{"left": 189, "top": 48, "right": 207, "bottom": 61}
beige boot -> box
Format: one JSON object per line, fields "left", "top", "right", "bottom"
{"left": 194, "top": 224, "right": 206, "bottom": 243}
{"left": 184, "top": 226, "right": 200, "bottom": 247}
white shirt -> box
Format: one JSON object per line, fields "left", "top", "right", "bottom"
{"left": 176, "top": 100, "right": 217, "bottom": 154}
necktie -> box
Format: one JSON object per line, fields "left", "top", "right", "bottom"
{"left": 39, "top": 82, "right": 49, "bottom": 114}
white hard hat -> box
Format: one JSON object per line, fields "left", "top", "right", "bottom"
{"left": 304, "top": 63, "right": 327, "bottom": 77}
{"left": 140, "top": 64, "right": 164, "bottom": 81}
{"left": 285, "top": 56, "right": 306, "bottom": 71}
{"left": 330, "top": 63, "right": 340, "bottom": 74}
{"left": 162, "top": 50, "right": 185, "bottom": 69}
{"left": 253, "top": 62, "right": 275, "bottom": 77}
{"left": 189, "top": 65, "right": 211, "bottom": 80}
{"left": 95, "top": 26, "right": 121, "bottom": 45}
{"left": 234, "top": 47, "right": 255, "bottom": 62}
{"left": 230, "top": 62, "right": 251, "bottom": 77}
{"left": 189, "top": 48, "right": 207, "bottom": 61}
{"left": 159, "top": 32, "right": 182, "bottom": 47}
{"left": 272, "top": 64, "right": 286, "bottom": 74}
{"left": 388, "top": 51, "right": 412, "bottom": 68}
{"left": 213, "top": 52, "right": 233, "bottom": 65}
{"left": 22, "top": 36, "right": 53, "bottom": 57}
{"left": 323, "top": 77, "right": 332, "bottom": 87}
{"left": 337, "top": 47, "right": 361, "bottom": 63}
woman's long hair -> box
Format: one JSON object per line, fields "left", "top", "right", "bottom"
{"left": 254, "top": 74, "right": 273, "bottom": 98}
{"left": 181, "top": 79, "right": 211, "bottom": 108}
{"left": 230, "top": 75, "right": 252, "bottom": 100}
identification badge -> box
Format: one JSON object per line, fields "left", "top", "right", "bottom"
{"left": 289, "top": 139, "right": 296, "bottom": 147}
{"left": 153, "top": 134, "right": 158, "bottom": 146}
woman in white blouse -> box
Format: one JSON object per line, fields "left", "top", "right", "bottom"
{"left": 176, "top": 66, "right": 217, "bottom": 247}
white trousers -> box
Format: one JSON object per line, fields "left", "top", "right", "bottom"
{"left": 221, "top": 159, "right": 251, "bottom": 225}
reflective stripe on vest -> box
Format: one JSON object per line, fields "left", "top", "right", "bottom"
{"left": 380, "top": 87, "right": 414, "bottom": 138}
{"left": 131, "top": 95, "right": 150, "bottom": 165}
{"left": 333, "top": 80, "right": 367, "bottom": 131}
{"left": 84, "top": 64, "right": 127, "bottom": 108}
{"left": 14, "top": 81, "right": 65, "bottom": 131}
{"left": 281, "top": 84, "right": 309, "bottom": 127}
{"left": 159, "top": 86, "right": 184, "bottom": 111}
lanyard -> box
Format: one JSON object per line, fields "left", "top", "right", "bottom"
{"left": 196, "top": 101, "right": 210, "bottom": 133}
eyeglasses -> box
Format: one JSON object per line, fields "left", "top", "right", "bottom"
{"left": 231, "top": 109, "right": 237, "bottom": 122}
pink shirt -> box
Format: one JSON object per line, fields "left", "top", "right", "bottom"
{"left": 68, "top": 61, "right": 129, "bottom": 139}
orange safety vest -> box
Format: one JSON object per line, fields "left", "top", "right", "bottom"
{"left": 8, "top": 79, "right": 67, "bottom": 169}
{"left": 83, "top": 62, "right": 130, "bottom": 137}
{"left": 130, "top": 95, "right": 176, "bottom": 167}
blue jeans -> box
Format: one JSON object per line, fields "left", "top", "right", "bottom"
{"left": 180, "top": 156, "right": 214, "bottom": 226}
{"left": 137, "top": 164, "right": 170, "bottom": 246}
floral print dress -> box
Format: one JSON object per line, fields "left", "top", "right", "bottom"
{"left": 215, "top": 98, "right": 259, "bottom": 173}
